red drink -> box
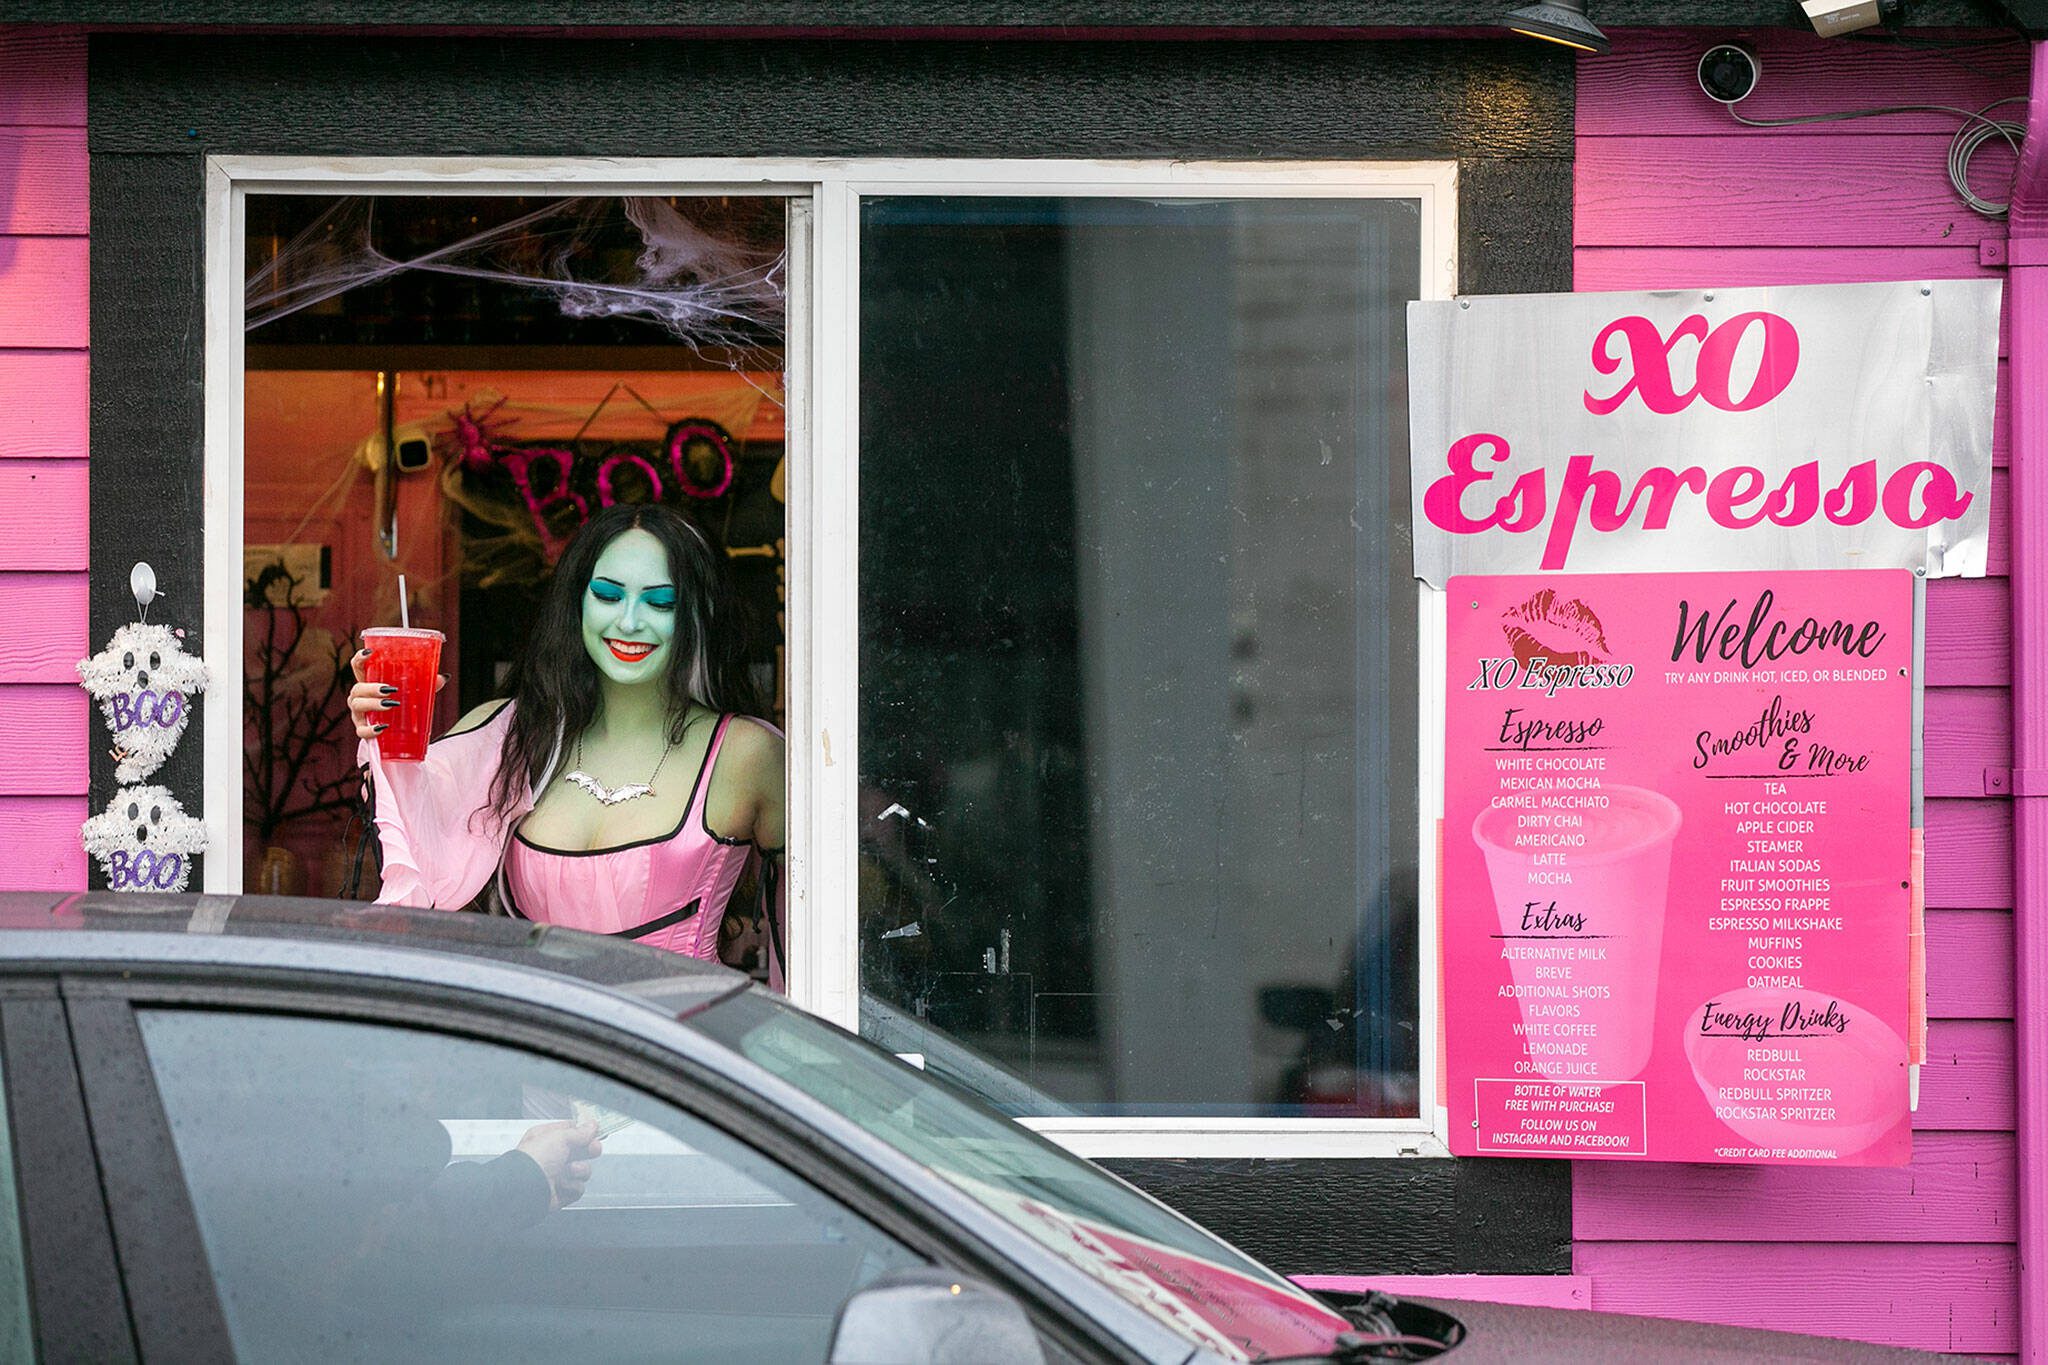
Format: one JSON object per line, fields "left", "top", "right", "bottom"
{"left": 361, "top": 627, "right": 443, "bottom": 763}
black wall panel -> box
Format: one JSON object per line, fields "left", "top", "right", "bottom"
{"left": 1102, "top": 1156, "right": 1572, "bottom": 1274}
{"left": 90, "top": 37, "right": 1571, "bottom": 160}
{"left": 86, "top": 152, "right": 207, "bottom": 877}
{"left": 88, "top": 29, "right": 1574, "bottom": 1271}
{"left": 24, "top": 2, "right": 2018, "bottom": 27}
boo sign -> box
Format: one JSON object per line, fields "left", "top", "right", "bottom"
{"left": 1406, "top": 280, "right": 2002, "bottom": 586}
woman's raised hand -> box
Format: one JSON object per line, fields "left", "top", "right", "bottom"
{"left": 348, "top": 646, "right": 446, "bottom": 741}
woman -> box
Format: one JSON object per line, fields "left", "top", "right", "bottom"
{"left": 349, "top": 503, "right": 785, "bottom": 977}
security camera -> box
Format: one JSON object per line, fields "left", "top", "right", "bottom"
{"left": 1801, "top": 0, "right": 1906, "bottom": 37}
{"left": 1697, "top": 43, "right": 1760, "bottom": 105}
{"left": 393, "top": 428, "right": 434, "bottom": 474}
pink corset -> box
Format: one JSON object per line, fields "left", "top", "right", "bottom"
{"left": 501, "top": 713, "right": 751, "bottom": 959}
{"left": 365, "top": 706, "right": 761, "bottom": 967}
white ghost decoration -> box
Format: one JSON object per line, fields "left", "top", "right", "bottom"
{"left": 81, "top": 785, "right": 209, "bottom": 893}
{"left": 77, "top": 622, "right": 209, "bottom": 784}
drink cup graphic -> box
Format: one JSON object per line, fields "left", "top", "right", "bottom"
{"left": 360, "top": 627, "right": 444, "bottom": 763}
{"left": 1472, "top": 784, "right": 1680, "bottom": 1081}
{"left": 1682, "top": 986, "right": 1905, "bottom": 1159}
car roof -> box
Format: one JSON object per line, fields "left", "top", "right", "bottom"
{"left": 0, "top": 891, "right": 747, "bottom": 1004}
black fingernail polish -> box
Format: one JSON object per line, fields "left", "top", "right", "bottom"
{"left": 373, "top": 723, "right": 389, "bottom": 734}
{"left": 380, "top": 698, "right": 400, "bottom": 709}
{"left": 378, "top": 684, "right": 397, "bottom": 695}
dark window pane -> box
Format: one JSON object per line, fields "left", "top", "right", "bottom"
{"left": 858, "top": 196, "right": 1422, "bottom": 1119}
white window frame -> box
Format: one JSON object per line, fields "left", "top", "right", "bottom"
{"left": 203, "top": 156, "right": 1457, "bottom": 1159}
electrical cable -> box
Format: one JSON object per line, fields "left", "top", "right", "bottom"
{"left": 1727, "top": 95, "right": 2027, "bottom": 217}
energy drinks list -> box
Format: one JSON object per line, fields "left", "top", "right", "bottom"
{"left": 1443, "top": 571, "right": 1914, "bottom": 1166}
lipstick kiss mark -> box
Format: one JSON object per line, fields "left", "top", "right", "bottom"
{"left": 1501, "top": 590, "right": 1610, "bottom": 667}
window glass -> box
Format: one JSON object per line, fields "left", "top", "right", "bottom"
{"left": 240, "top": 195, "right": 787, "bottom": 915}
{"left": 137, "top": 1009, "right": 917, "bottom": 1363}
{"left": 858, "top": 196, "right": 1422, "bottom": 1119}
{"left": 0, "top": 1042, "right": 33, "bottom": 1359}
{"left": 692, "top": 990, "right": 1351, "bottom": 1360}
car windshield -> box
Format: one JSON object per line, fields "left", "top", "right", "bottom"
{"left": 689, "top": 990, "right": 1350, "bottom": 1361}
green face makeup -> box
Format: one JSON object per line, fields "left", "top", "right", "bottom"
{"left": 581, "top": 528, "right": 679, "bottom": 686}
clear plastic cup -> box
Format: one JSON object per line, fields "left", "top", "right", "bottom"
{"left": 361, "top": 627, "right": 443, "bottom": 763}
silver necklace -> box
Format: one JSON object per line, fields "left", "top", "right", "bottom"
{"left": 562, "top": 735, "right": 672, "bottom": 806}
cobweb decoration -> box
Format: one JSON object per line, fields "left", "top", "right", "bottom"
{"left": 245, "top": 197, "right": 785, "bottom": 352}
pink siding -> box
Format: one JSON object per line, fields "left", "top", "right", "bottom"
{"left": 0, "top": 352, "right": 88, "bottom": 459}
{"left": 2003, "top": 53, "right": 2048, "bottom": 1358}
{"left": 0, "top": 795, "right": 86, "bottom": 887}
{"left": 0, "top": 573, "right": 86, "bottom": 683}
{"left": 1925, "top": 579, "right": 2011, "bottom": 687}
{"left": 1571, "top": 28, "right": 2024, "bottom": 1355}
{"left": 0, "top": 461, "right": 86, "bottom": 569}
{"left": 0, "top": 30, "right": 87, "bottom": 889}
{"left": 0, "top": 237, "right": 87, "bottom": 348}
{"left": 1926, "top": 799, "right": 2013, "bottom": 908}
{"left": 0, "top": 32, "right": 82, "bottom": 127}
{"left": 1580, "top": 135, "right": 2013, "bottom": 247}
{"left": 1574, "top": 1131, "right": 2015, "bottom": 1241}
{"left": 1926, "top": 907, "right": 2016, "bottom": 1018}
{"left": 0, "top": 127, "right": 83, "bottom": 234}
{"left": 1578, "top": 244, "right": 1999, "bottom": 290}
{"left": 1924, "top": 687, "right": 2010, "bottom": 799}
{"left": 0, "top": 684, "right": 87, "bottom": 795}
{"left": 1572, "top": 1243, "right": 2018, "bottom": 1356}
{"left": 1574, "top": 30, "right": 2030, "bottom": 138}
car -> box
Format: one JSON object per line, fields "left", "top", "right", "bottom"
{"left": 0, "top": 891, "right": 1939, "bottom": 1363}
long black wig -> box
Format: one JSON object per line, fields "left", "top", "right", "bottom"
{"left": 487, "top": 502, "right": 763, "bottom": 818}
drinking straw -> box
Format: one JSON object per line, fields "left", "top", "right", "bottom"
{"left": 398, "top": 573, "right": 410, "bottom": 630}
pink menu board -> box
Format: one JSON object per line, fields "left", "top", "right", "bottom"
{"left": 1444, "top": 570, "right": 1913, "bottom": 1165}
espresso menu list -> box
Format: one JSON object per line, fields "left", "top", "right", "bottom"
{"left": 1443, "top": 570, "right": 1913, "bottom": 1166}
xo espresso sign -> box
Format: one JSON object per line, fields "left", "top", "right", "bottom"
{"left": 1407, "top": 280, "right": 2002, "bottom": 585}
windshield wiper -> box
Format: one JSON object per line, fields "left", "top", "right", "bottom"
{"left": 1264, "top": 1292, "right": 1462, "bottom": 1363}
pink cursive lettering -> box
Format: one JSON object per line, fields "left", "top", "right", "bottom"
{"left": 1422, "top": 433, "right": 1546, "bottom": 534}
{"left": 1585, "top": 311, "right": 1799, "bottom": 416}
{"left": 1423, "top": 438, "right": 1974, "bottom": 570}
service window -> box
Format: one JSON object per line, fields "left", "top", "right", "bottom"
{"left": 208, "top": 161, "right": 1451, "bottom": 1158}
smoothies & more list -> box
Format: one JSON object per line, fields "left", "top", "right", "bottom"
{"left": 1443, "top": 570, "right": 1913, "bottom": 1165}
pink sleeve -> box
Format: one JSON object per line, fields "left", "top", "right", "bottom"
{"left": 360, "top": 704, "right": 530, "bottom": 910}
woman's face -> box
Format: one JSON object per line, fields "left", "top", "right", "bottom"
{"left": 581, "top": 528, "right": 679, "bottom": 687}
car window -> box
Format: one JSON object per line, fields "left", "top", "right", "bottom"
{"left": 135, "top": 1008, "right": 920, "bottom": 1364}
{"left": 0, "top": 1043, "right": 32, "bottom": 1361}
{"left": 691, "top": 990, "right": 1351, "bottom": 1361}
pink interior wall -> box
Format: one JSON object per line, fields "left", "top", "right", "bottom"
{"left": 0, "top": 30, "right": 87, "bottom": 888}
{"left": 243, "top": 371, "right": 451, "bottom": 895}
{"left": 241, "top": 368, "right": 781, "bottom": 895}
{"left": 1572, "top": 29, "right": 2025, "bottom": 1358}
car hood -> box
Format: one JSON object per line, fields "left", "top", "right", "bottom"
{"left": 1399, "top": 1296, "right": 1950, "bottom": 1364}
